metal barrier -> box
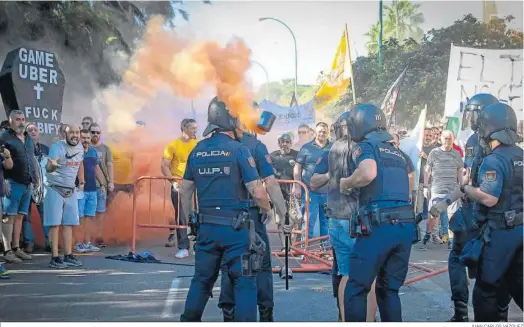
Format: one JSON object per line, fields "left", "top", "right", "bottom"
{"left": 130, "top": 176, "right": 448, "bottom": 285}
{"left": 131, "top": 176, "right": 186, "bottom": 252}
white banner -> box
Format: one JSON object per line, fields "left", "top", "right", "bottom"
{"left": 400, "top": 107, "right": 427, "bottom": 188}
{"left": 444, "top": 45, "right": 523, "bottom": 145}
{"left": 258, "top": 99, "right": 316, "bottom": 143}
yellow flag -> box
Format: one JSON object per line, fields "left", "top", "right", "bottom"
{"left": 314, "top": 28, "right": 352, "bottom": 110}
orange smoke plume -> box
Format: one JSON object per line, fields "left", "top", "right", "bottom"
{"left": 93, "top": 16, "right": 265, "bottom": 247}
{"left": 106, "top": 15, "right": 259, "bottom": 134}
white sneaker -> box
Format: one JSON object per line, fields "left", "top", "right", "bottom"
{"left": 175, "top": 249, "right": 189, "bottom": 259}
{"left": 86, "top": 242, "right": 101, "bottom": 252}
{"left": 75, "top": 243, "right": 88, "bottom": 253}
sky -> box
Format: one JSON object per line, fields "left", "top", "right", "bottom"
{"left": 173, "top": 0, "right": 523, "bottom": 89}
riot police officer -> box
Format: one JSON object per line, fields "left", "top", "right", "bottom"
{"left": 179, "top": 97, "right": 273, "bottom": 322}
{"left": 217, "top": 101, "right": 291, "bottom": 322}
{"left": 448, "top": 94, "right": 511, "bottom": 322}
{"left": 453, "top": 103, "right": 522, "bottom": 321}
{"left": 339, "top": 104, "right": 415, "bottom": 322}
{"left": 432, "top": 94, "right": 513, "bottom": 322}
{"left": 311, "top": 111, "right": 360, "bottom": 321}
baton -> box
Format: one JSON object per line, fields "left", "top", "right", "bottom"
{"left": 284, "top": 212, "right": 290, "bottom": 290}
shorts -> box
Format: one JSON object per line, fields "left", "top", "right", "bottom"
{"left": 328, "top": 218, "right": 355, "bottom": 276}
{"left": 78, "top": 191, "right": 97, "bottom": 218}
{"left": 43, "top": 186, "right": 79, "bottom": 227}
{"left": 3, "top": 180, "right": 32, "bottom": 216}
{"left": 96, "top": 187, "right": 106, "bottom": 213}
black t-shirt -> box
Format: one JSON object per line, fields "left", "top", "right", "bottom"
{"left": 400, "top": 149, "right": 415, "bottom": 174}
{"left": 419, "top": 144, "right": 438, "bottom": 183}
{"left": 0, "top": 129, "right": 35, "bottom": 185}
{"left": 270, "top": 149, "right": 298, "bottom": 180}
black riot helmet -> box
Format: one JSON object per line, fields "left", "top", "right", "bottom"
{"left": 202, "top": 97, "right": 239, "bottom": 137}
{"left": 462, "top": 94, "right": 499, "bottom": 132}
{"left": 477, "top": 103, "right": 518, "bottom": 145}
{"left": 333, "top": 110, "right": 351, "bottom": 140}
{"left": 346, "top": 104, "right": 391, "bottom": 142}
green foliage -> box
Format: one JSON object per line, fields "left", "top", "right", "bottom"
{"left": 365, "top": 0, "right": 425, "bottom": 54}
{"left": 254, "top": 78, "right": 317, "bottom": 107}
{"left": 338, "top": 14, "right": 523, "bottom": 129}
{"left": 0, "top": 1, "right": 206, "bottom": 87}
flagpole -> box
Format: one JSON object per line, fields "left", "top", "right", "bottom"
{"left": 345, "top": 24, "right": 357, "bottom": 106}
{"left": 413, "top": 104, "right": 428, "bottom": 209}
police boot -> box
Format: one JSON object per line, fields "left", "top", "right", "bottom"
{"left": 259, "top": 306, "right": 274, "bottom": 322}
{"left": 449, "top": 301, "right": 469, "bottom": 322}
{"left": 222, "top": 305, "right": 235, "bottom": 322}
{"left": 497, "top": 305, "right": 509, "bottom": 322}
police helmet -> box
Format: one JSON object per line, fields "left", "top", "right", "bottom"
{"left": 464, "top": 94, "right": 499, "bottom": 131}
{"left": 202, "top": 97, "right": 239, "bottom": 137}
{"left": 346, "top": 104, "right": 391, "bottom": 142}
{"left": 333, "top": 110, "right": 351, "bottom": 140}
{"left": 477, "top": 103, "right": 518, "bottom": 145}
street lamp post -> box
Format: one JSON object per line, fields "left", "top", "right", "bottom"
{"left": 259, "top": 17, "right": 298, "bottom": 97}
{"left": 251, "top": 60, "right": 270, "bottom": 100}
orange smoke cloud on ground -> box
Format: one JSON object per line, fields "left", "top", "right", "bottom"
{"left": 98, "top": 16, "right": 263, "bottom": 247}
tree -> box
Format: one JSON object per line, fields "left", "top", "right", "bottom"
{"left": 384, "top": 0, "right": 425, "bottom": 42}
{"left": 0, "top": 1, "right": 207, "bottom": 87}
{"left": 336, "top": 14, "right": 523, "bottom": 128}
{"left": 364, "top": 0, "right": 425, "bottom": 55}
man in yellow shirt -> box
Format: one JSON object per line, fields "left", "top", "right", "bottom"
{"left": 161, "top": 118, "right": 197, "bottom": 258}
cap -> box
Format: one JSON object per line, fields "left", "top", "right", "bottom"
{"left": 279, "top": 133, "right": 292, "bottom": 142}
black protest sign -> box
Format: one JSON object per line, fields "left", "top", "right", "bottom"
{"left": 0, "top": 47, "right": 66, "bottom": 145}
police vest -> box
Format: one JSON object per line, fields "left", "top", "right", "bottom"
{"left": 478, "top": 145, "right": 523, "bottom": 218}
{"left": 191, "top": 135, "right": 250, "bottom": 210}
{"left": 327, "top": 139, "right": 358, "bottom": 219}
{"left": 358, "top": 139, "right": 410, "bottom": 206}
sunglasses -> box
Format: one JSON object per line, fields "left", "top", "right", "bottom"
{"left": 90, "top": 131, "right": 101, "bottom": 135}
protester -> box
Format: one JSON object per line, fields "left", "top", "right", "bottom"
{"left": 106, "top": 133, "right": 135, "bottom": 206}
{"left": 424, "top": 130, "right": 464, "bottom": 249}
{"left": 0, "top": 110, "right": 39, "bottom": 263}
{"left": 0, "top": 138, "right": 14, "bottom": 274}
{"left": 292, "top": 124, "right": 313, "bottom": 151}
{"left": 81, "top": 116, "right": 94, "bottom": 130}
{"left": 89, "top": 123, "right": 114, "bottom": 247}
{"left": 294, "top": 122, "right": 331, "bottom": 244}
{"left": 75, "top": 129, "right": 105, "bottom": 253}
{"left": 22, "top": 123, "right": 50, "bottom": 253}
{"left": 161, "top": 118, "right": 197, "bottom": 258}
{"left": 44, "top": 124, "right": 84, "bottom": 268}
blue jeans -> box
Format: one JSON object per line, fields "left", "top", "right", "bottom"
{"left": 431, "top": 197, "right": 449, "bottom": 236}
{"left": 302, "top": 191, "right": 328, "bottom": 242}
{"left": 22, "top": 201, "right": 48, "bottom": 247}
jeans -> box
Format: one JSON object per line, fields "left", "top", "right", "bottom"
{"left": 22, "top": 201, "right": 48, "bottom": 247}
{"left": 431, "top": 197, "right": 449, "bottom": 236}
{"left": 301, "top": 191, "right": 328, "bottom": 242}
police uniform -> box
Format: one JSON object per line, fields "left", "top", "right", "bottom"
{"left": 448, "top": 93, "right": 511, "bottom": 322}
{"left": 180, "top": 104, "right": 261, "bottom": 322}
{"left": 218, "top": 132, "right": 276, "bottom": 322}
{"left": 343, "top": 104, "right": 415, "bottom": 322}
{"left": 469, "top": 103, "right": 523, "bottom": 321}
{"left": 313, "top": 111, "right": 358, "bottom": 320}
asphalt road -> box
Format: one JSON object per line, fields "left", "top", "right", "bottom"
{"left": 0, "top": 239, "right": 522, "bottom": 322}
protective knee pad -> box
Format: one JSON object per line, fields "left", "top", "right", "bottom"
{"left": 222, "top": 304, "right": 235, "bottom": 322}
{"left": 259, "top": 306, "right": 274, "bottom": 322}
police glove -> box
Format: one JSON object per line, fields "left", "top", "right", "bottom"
{"left": 260, "top": 210, "right": 274, "bottom": 225}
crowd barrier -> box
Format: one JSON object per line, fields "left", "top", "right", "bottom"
{"left": 130, "top": 176, "right": 448, "bottom": 284}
